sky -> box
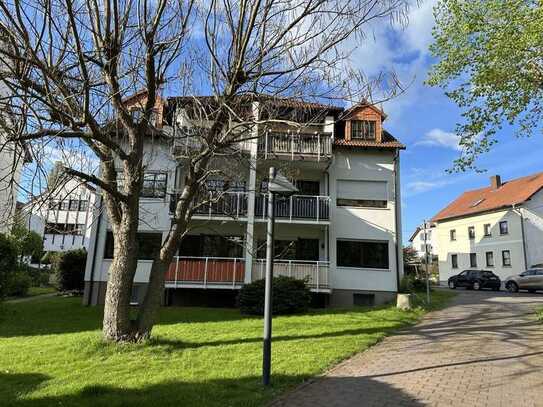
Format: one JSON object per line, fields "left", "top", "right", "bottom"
{"left": 356, "top": 0, "right": 543, "bottom": 244}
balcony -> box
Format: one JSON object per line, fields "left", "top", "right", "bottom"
{"left": 164, "top": 256, "right": 330, "bottom": 292}
{"left": 170, "top": 127, "right": 252, "bottom": 158}
{"left": 258, "top": 131, "right": 332, "bottom": 161}
{"left": 165, "top": 256, "right": 245, "bottom": 287}
{"left": 170, "top": 191, "right": 249, "bottom": 219}
{"left": 255, "top": 194, "right": 330, "bottom": 222}
{"left": 253, "top": 259, "right": 330, "bottom": 291}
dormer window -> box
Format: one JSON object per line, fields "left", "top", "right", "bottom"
{"left": 351, "top": 120, "right": 376, "bottom": 140}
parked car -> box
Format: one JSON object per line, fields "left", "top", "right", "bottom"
{"left": 448, "top": 270, "right": 501, "bottom": 291}
{"left": 504, "top": 268, "right": 543, "bottom": 293}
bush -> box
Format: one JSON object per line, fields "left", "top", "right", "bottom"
{"left": 238, "top": 276, "right": 311, "bottom": 315}
{"left": 399, "top": 274, "right": 430, "bottom": 294}
{"left": 6, "top": 269, "right": 31, "bottom": 297}
{"left": 55, "top": 249, "right": 87, "bottom": 292}
{"left": 0, "top": 233, "right": 17, "bottom": 299}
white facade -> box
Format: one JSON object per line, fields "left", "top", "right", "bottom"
{"left": 24, "top": 178, "right": 97, "bottom": 254}
{"left": 436, "top": 190, "right": 543, "bottom": 284}
{"left": 409, "top": 223, "right": 438, "bottom": 258}
{"left": 84, "top": 100, "right": 404, "bottom": 307}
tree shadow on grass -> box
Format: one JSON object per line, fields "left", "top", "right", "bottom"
{"left": 0, "top": 372, "right": 424, "bottom": 407}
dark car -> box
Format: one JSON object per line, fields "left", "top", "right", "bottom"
{"left": 448, "top": 269, "right": 501, "bottom": 291}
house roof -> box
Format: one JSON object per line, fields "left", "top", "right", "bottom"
{"left": 334, "top": 130, "right": 405, "bottom": 150}
{"left": 432, "top": 171, "right": 543, "bottom": 222}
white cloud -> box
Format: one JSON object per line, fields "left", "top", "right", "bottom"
{"left": 404, "top": 180, "right": 448, "bottom": 196}
{"left": 416, "top": 128, "right": 461, "bottom": 151}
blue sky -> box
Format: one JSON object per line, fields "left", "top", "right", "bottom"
{"left": 356, "top": 0, "right": 543, "bottom": 244}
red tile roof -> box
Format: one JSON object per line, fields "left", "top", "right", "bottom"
{"left": 334, "top": 130, "right": 405, "bottom": 150}
{"left": 432, "top": 172, "right": 543, "bottom": 222}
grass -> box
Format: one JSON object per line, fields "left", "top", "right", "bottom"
{"left": 0, "top": 290, "right": 455, "bottom": 407}
{"left": 27, "top": 286, "right": 57, "bottom": 297}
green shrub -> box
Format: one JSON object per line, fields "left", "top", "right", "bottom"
{"left": 399, "top": 274, "right": 430, "bottom": 294}
{"left": 6, "top": 269, "right": 31, "bottom": 297}
{"left": 238, "top": 276, "right": 311, "bottom": 315}
{"left": 0, "top": 233, "right": 17, "bottom": 299}
{"left": 55, "top": 249, "right": 87, "bottom": 292}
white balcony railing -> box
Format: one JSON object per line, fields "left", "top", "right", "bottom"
{"left": 170, "top": 191, "right": 249, "bottom": 218}
{"left": 259, "top": 131, "right": 332, "bottom": 161}
{"left": 255, "top": 194, "right": 330, "bottom": 222}
{"left": 253, "top": 259, "right": 330, "bottom": 291}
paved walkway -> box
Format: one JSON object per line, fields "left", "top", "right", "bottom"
{"left": 273, "top": 290, "right": 543, "bottom": 407}
{"left": 5, "top": 292, "right": 57, "bottom": 303}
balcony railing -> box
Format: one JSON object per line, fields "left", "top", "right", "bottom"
{"left": 165, "top": 256, "right": 245, "bottom": 286}
{"left": 171, "top": 127, "right": 252, "bottom": 157}
{"left": 255, "top": 194, "right": 330, "bottom": 221}
{"left": 170, "top": 191, "right": 249, "bottom": 218}
{"left": 253, "top": 259, "right": 329, "bottom": 291}
{"left": 258, "top": 131, "right": 332, "bottom": 161}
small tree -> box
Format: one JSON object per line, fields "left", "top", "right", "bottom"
{"left": 55, "top": 249, "right": 87, "bottom": 292}
{"left": 10, "top": 223, "right": 43, "bottom": 265}
{"left": 0, "top": 233, "right": 17, "bottom": 299}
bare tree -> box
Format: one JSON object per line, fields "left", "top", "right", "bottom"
{"left": 0, "top": 0, "right": 408, "bottom": 342}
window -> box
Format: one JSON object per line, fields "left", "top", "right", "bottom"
{"left": 450, "top": 229, "right": 456, "bottom": 241}
{"left": 351, "top": 120, "right": 376, "bottom": 140}
{"left": 484, "top": 223, "right": 491, "bottom": 237}
{"left": 486, "top": 251, "right": 494, "bottom": 267}
{"left": 256, "top": 238, "right": 319, "bottom": 260}
{"left": 502, "top": 250, "right": 511, "bottom": 267}
{"left": 468, "top": 226, "right": 475, "bottom": 239}
{"left": 470, "top": 253, "right": 477, "bottom": 267}
{"left": 499, "top": 221, "right": 509, "bottom": 235}
{"left": 337, "top": 240, "right": 389, "bottom": 269}
{"left": 60, "top": 200, "right": 69, "bottom": 210}
{"left": 420, "top": 244, "right": 426, "bottom": 252}
{"left": 353, "top": 293, "right": 375, "bottom": 306}
{"left": 79, "top": 200, "right": 89, "bottom": 211}
{"left": 451, "top": 254, "right": 458, "bottom": 269}
{"left": 294, "top": 180, "right": 320, "bottom": 196}
{"left": 104, "top": 232, "right": 162, "bottom": 260}
{"left": 420, "top": 233, "right": 425, "bottom": 241}
{"left": 336, "top": 180, "right": 387, "bottom": 209}
{"left": 69, "top": 199, "right": 79, "bottom": 211}
{"left": 48, "top": 200, "right": 58, "bottom": 210}
{"left": 142, "top": 173, "right": 167, "bottom": 198}
{"left": 179, "top": 234, "right": 244, "bottom": 258}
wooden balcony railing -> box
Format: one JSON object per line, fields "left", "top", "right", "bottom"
{"left": 255, "top": 194, "right": 330, "bottom": 221}
{"left": 253, "top": 259, "right": 329, "bottom": 290}
{"left": 165, "top": 256, "right": 245, "bottom": 286}
{"left": 258, "top": 131, "right": 332, "bottom": 161}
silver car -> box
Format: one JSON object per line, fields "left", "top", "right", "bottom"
{"left": 505, "top": 268, "right": 543, "bottom": 293}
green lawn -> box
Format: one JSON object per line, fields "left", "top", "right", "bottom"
{"left": 27, "top": 286, "right": 57, "bottom": 297}
{"left": 0, "top": 290, "right": 454, "bottom": 407}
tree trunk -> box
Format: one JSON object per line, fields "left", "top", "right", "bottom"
{"left": 134, "top": 257, "right": 169, "bottom": 339}
{"left": 102, "top": 225, "right": 139, "bottom": 342}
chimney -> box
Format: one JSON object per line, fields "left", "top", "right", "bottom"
{"left": 490, "top": 175, "right": 502, "bottom": 190}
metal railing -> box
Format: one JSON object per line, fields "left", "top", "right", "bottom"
{"left": 170, "top": 191, "right": 249, "bottom": 218}
{"left": 255, "top": 194, "right": 330, "bottom": 221}
{"left": 171, "top": 126, "right": 252, "bottom": 156}
{"left": 258, "top": 131, "right": 332, "bottom": 161}
{"left": 253, "top": 259, "right": 330, "bottom": 290}
{"left": 165, "top": 256, "right": 245, "bottom": 287}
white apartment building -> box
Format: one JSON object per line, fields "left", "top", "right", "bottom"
{"left": 23, "top": 177, "right": 97, "bottom": 255}
{"left": 409, "top": 222, "right": 438, "bottom": 259}
{"left": 433, "top": 173, "right": 543, "bottom": 284}
{"left": 84, "top": 95, "right": 405, "bottom": 307}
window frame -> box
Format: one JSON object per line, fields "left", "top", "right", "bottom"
{"left": 502, "top": 250, "right": 512, "bottom": 267}
{"left": 468, "top": 226, "right": 475, "bottom": 240}
{"left": 336, "top": 198, "right": 387, "bottom": 209}
{"left": 469, "top": 252, "right": 477, "bottom": 268}
{"left": 499, "top": 221, "right": 509, "bottom": 235}
{"left": 484, "top": 223, "right": 492, "bottom": 237}
{"left": 485, "top": 251, "right": 494, "bottom": 267}
{"left": 336, "top": 239, "right": 389, "bottom": 270}
{"left": 451, "top": 254, "right": 458, "bottom": 269}
{"left": 351, "top": 120, "right": 376, "bottom": 140}
{"left": 450, "top": 229, "right": 457, "bottom": 241}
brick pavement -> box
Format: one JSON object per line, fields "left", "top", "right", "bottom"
{"left": 273, "top": 290, "right": 543, "bottom": 407}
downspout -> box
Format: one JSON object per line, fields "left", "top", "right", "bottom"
{"left": 393, "top": 149, "right": 402, "bottom": 292}
{"left": 86, "top": 195, "right": 103, "bottom": 306}
{"left": 513, "top": 204, "right": 528, "bottom": 270}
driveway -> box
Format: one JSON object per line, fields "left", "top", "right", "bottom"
{"left": 273, "top": 290, "right": 543, "bottom": 407}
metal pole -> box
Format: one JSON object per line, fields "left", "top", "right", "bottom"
{"left": 424, "top": 220, "right": 430, "bottom": 305}
{"left": 263, "top": 167, "right": 276, "bottom": 386}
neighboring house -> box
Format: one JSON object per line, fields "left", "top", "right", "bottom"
{"left": 23, "top": 177, "right": 97, "bottom": 256}
{"left": 84, "top": 95, "right": 405, "bottom": 307}
{"left": 433, "top": 173, "right": 543, "bottom": 284}
{"left": 409, "top": 222, "right": 438, "bottom": 258}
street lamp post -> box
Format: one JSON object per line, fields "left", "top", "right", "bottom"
{"left": 262, "top": 166, "right": 298, "bottom": 386}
